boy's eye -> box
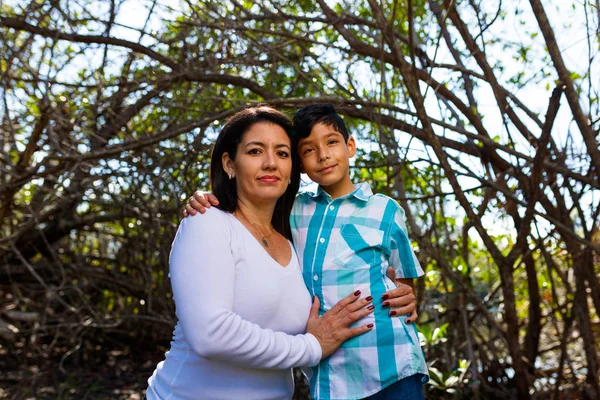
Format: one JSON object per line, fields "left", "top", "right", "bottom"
{"left": 303, "top": 147, "right": 314, "bottom": 155}
{"left": 328, "top": 139, "right": 338, "bottom": 145}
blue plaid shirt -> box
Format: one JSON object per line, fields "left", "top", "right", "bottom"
{"left": 290, "top": 182, "right": 428, "bottom": 400}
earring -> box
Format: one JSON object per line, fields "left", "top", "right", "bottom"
{"left": 288, "top": 179, "right": 292, "bottom": 185}
{"left": 228, "top": 173, "right": 233, "bottom": 179}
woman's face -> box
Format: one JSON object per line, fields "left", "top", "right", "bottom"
{"left": 223, "top": 121, "right": 292, "bottom": 206}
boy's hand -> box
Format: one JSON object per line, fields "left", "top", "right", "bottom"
{"left": 383, "top": 267, "right": 418, "bottom": 324}
{"left": 183, "top": 191, "right": 219, "bottom": 217}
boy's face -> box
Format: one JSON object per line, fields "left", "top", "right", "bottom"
{"left": 297, "top": 122, "right": 356, "bottom": 187}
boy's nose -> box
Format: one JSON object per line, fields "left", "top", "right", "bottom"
{"left": 318, "top": 150, "right": 331, "bottom": 161}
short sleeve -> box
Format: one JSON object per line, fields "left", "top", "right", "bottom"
{"left": 387, "top": 205, "right": 424, "bottom": 278}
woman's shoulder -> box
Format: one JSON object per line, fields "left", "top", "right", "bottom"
{"left": 178, "top": 207, "right": 235, "bottom": 236}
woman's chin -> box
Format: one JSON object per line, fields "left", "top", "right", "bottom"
{"left": 258, "top": 193, "right": 287, "bottom": 203}
{"left": 239, "top": 183, "right": 288, "bottom": 204}
{"left": 256, "top": 191, "right": 288, "bottom": 203}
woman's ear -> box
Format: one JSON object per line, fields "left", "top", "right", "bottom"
{"left": 222, "top": 152, "right": 235, "bottom": 179}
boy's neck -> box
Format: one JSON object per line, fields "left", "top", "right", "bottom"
{"left": 320, "top": 175, "right": 356, "bottom": 200}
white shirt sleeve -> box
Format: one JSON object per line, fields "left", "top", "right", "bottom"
{"left": 169, "top": 209, "right": 322, "bottom": 369}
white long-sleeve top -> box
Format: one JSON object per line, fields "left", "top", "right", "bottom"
{"left": 146, "top": 208, "right": 322, "bottom": 400}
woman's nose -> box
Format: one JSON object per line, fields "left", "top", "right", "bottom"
{"left": 263, "top": 152, "right": 276, "bottom": 168}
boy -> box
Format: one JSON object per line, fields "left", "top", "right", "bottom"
{"left": 186, "top": 104, "right": 428, "bottom": 399}
{"left": 289, "top": 104, "right": 428, "bottom": 399}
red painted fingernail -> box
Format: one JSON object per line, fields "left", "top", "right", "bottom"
{"left": 381, "top": 294, "right": 389, "bottom": 300}
{"left": 382, "top": 301, "right": 390, "bottom": 307}
{"left": 389, "top": 310, "right": 396, "bottom": 316}
{"left": 354, "top": 290, "right": 361, "bottom": 296}
{"left": 365, "top": 296, "right": 373, "bottom": 301}
{"left": 368, "top": 305, "right": 375, "bottom": 310}
{"left": 367, "top": 323, "right": 374, "bottom": 328}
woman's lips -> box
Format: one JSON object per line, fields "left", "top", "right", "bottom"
{"left": 258, "top": 176, "right": 279, "bottom": 183}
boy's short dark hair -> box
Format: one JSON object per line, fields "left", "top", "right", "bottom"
{"left": 292, "top": 103, "right": 349, "bottom": 143}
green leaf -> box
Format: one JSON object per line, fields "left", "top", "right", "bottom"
{"left": 428, "top": 367, "right": 444, "bottom": 383}
{"left": 445, "top": 376, "right": 460, "bottom": 387}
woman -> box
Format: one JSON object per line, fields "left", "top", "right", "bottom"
{"left": 146, "top": 106, "right": 374, "bottom": 400}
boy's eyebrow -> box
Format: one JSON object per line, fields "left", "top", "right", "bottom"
{"left": 297, "top": 138, "right": 311, "bottom": 147}
{"left": 245, "top": 141, "right": 291, "bottom": 150}
{"left": 298, "top": 131, "right": 343, "bottom": 146}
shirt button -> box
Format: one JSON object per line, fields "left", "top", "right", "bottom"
{"left": 313, "top": 275, "right": 319, "bottom": 281}
{"left": 329, "top": 205, "right": 335, "bottom": 211}
{"left": 319, "top": 238, "right": 325, "bottom": 243}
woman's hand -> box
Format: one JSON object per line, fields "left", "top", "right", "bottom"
{"left": 306, "top": 291, "right": 374, "bottom": 359}
{"left": 183, "top": 191, "right": 219, "bottom": 217}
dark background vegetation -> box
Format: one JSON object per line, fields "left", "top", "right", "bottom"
{"left": 1, "top": 0, "right": 599, "bottom": 399}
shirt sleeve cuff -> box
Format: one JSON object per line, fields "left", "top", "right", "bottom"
{"left": 304, "top": 333, "right": 322, "bottom": 366}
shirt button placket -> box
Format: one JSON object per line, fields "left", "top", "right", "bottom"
{"left": 315, "top": 200, "right": 333, "bottom": 307}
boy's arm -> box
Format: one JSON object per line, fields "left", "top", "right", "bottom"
{"left": 384, "top": 205, "right": 425, "bottom": 323}
{"left": 183, "top": 191, "right": 219, "bottom": 217}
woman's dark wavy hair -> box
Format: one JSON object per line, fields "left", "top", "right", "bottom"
{"left": 210, "top": 106, "right": 300, "bottom": 241}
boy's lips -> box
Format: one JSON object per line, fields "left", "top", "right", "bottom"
{"left": 318, "top": 164, "right": 337, "bottom": 173}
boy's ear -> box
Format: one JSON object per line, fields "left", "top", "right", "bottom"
{"left": 347, "top": 136, "right": 357, "bottom": 158}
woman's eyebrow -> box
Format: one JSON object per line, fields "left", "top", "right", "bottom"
{"left": 244, "top": 141, "right": 265, "bottom": 147}
{"left": 244, "top": 141, "right": 290, "bottom": 149}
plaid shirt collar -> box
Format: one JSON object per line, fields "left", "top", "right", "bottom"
{"left": 307, "top": 181, "right": 372, "bottom": 202}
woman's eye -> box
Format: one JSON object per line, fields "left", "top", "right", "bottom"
{"left": 277, "top": 151, "right": 290, "bottom": 158}
{"left": 248, "top": 148, "right": 261, "bottom": 155}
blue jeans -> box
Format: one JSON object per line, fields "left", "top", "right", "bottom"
{"left": 363, "top": 374, "right": 425, "bottom": 400}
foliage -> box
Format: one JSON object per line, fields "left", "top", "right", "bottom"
{"left": 1, "top": 0, "right": 599, "bottom": 399}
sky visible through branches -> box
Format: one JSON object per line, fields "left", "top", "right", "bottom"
{"left": 28, "top": 0, "right": 597, "bottom": 236}
{"left": 1, "top": 0, "right": 599, "bottom": 398}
